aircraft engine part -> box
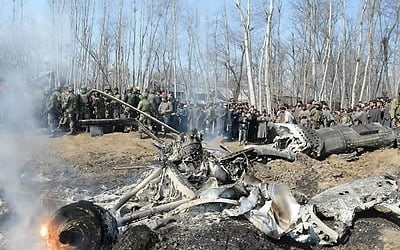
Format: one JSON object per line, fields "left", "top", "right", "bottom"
{"left": 43, "top": 200, "right": 118, "bottom": 250}
{"left": 273, "top": 123, "right": 397, "bottom": 158}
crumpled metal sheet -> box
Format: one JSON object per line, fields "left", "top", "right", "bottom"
{"left": 224, "top": 188, "right": 260, "bottom": 217}
{"left": 223, "top": 175, "right": 400, "bottom": 246}
{"left": 244, "top": 145, "right": 296, "bottom": 161}
{"left": 224, "top": 183, "right": 300, "bottom": 239}
{"left": 309, "top": 175, "right": 399, "bottom": 239}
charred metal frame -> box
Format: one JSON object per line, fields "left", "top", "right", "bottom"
{"left": 41, "top": 115, "right": 400, "bottom": 249}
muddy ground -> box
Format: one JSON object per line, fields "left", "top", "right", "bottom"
{"left": 1, "top": 131, "right": 400, "bottom": 249}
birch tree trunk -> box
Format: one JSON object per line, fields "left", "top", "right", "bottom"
{"left": 340, "top": 0, "right": 347, "bottom": 108}
{"left": 359, "top": 0, "right": 376, "bottom": 102}
{"left": 319, "top": 0, "right": 332, "bottom": 101}
{"left": 310, "top": 0, "right": 317, "bottom": 99}
{"left": 264, "top": 0, "right": 274, "bottom": 113}
{"left": 351, "top": 1, "right": 367, "bottom": 107}
{"left": 236, "top": 0, "right": 256, "bottom": 105}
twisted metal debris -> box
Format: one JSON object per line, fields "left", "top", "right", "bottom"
{"left": 42, "top": 92, "right": 400, "bottom": 249}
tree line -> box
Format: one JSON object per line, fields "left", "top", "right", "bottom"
{"left": 1, "top": 0, "right": 400, "bottom": 113}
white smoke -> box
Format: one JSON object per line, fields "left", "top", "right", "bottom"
{"left": 0, "top": 10, "right": 62, "bottom": 250}
{"left": 0, "top": 73, "right": 50, "bottom": 249}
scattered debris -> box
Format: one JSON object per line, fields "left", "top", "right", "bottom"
{"left": 41, "top": 121, "right": 400, "bottom": 249}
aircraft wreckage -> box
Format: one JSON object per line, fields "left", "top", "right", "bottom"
{"left": 40, "top": 90, "right": 400, "bottom": 249}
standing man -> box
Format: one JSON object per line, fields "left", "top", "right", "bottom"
{"left": 158, "top": 93, "right": 173, "bottom": 129}
{"left": 215, "top": 103, "right": 227, "bottom": 136}
{"left": 46, "top": 87, "right": 62, "bottom": 135}
{"left": 238, "top": 112, "right": 249, "bottom": 145}
{"left": 189, "top": 102, "right": 201, "bottom": 131}
{"left": 367, "top": 101, "right": 382, "bottom": 124}
{"left": 147, "top": 88, "right": 158, "bottom": 117}
{"left": 137, "top": 92, "right": 153, "bottom": 134}
{"left": 176, "top": 103, "right": 188, "bottom": 133}
{"left": 298, "top": 104, "right": 310, "bottom": 127}
{"left": 92, "top": 91, "right": 106, "bottom": 119}
{"left": 125, "top": 86, "right": 141, "bottom": 118}
{"left": 78, "top": 86, "right": 92, "bottom": 120}
{"left": 104, "top": 85, "right": 113, "bottom": 118}
{"left": 111, "top": 87, "right": 122, "bottom": 118}
{"left": 310, "top": 102, "right": 324, "bottom": 129}
{"left": 322, "top": 104, "right": 333, "bottom": 127}
{"left": 62, "top": 87, "right": 78, "bottom": 135}
{"left": 390, "top": 93, "right": 400, "bottom": 128}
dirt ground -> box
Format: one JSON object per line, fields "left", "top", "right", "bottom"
{"left": 42, "top": 131, "right": 400, "bottom": 249}
{"left": 3, "top": 131, "right": 400, "bottom": 249}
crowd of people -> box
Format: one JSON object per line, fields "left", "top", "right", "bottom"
{"left": 42, "top": 85, "right": 400, "bottom": 144}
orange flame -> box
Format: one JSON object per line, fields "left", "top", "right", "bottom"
{"left": 40, "top": 221, "right": 61, "bottom": 250}
{"left": 40, "top": 223, "right": 49, "bottom": 239}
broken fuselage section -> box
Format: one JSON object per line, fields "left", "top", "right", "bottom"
{"left": 272, "top": 123, "right": 398, "bottom": 159}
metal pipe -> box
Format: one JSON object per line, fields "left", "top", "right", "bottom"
{"left": 112, "top": 167, "right": 164, "bottom": 212}
{"left": 87, "top": 89, "right": 181, "bottom": 135}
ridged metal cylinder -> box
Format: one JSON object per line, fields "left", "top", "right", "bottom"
{"left": 46, "top": 200, "right": 118, "bottom": 250}
{"left": 317, "top": 124, "right": 396, "bottom": 156}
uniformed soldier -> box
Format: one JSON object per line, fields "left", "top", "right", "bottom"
{"left": 92, "top": 91, "right": 106, "bottom": 119}
{"left": 45, "top": 87, "right": 62, "bottom": 135}
{"left": 158, "top": 94, "right": 173, "bottom": 129}
{"left": 310, "top": 102, "right": 324, "bottom": 129}
{"left": 137, "top": 92, "right": 153, "bottom": 132}
{"left": 389, "top": 93, "right": 400, "bottom": 154}
{"left": 147, "top": 88, "right": 158, "bottom": 117}
{"left": 340, "top": 109, "right": 353, "bottom": 126}
{"left": 124, "top": 86, "right": 141, "bottom": 118}
{"left": 78, "top": 86, "right": 92, "bottom": 120}
{"left": 62, "top": 87, "right": 78, "bottom": 135}
{"left": 215, "top": 103, "right": 227, "bottom": 136}
{"left": 104, "top": 85, "right": 113, "bottom": 118}
{"left": 111, "top": 87, "right": 122, "bottom": 118}
{"left": 390, "top": 92, "right": 400, "bottom": 128}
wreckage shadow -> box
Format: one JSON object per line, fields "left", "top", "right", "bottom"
{"left": 270, "top": 237, "right": 314, "bottom": 250}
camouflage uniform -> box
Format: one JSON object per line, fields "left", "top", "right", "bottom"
{"left": 46, "top": 88, "right": 62, "bottom": 133}
{"left": 78, "top": 86, "right": 92, "bottom": 120}
{"left": 124, "top": 87, "right": 141, "bottom": 118}
{"left": 137, "top": 93, "right": 153, "bottom": 130}
{"left": 158, "top": 96, "right": 173, "bottom": 126}
{"left": 390, "top": 96, "right": 400, "bottom": 128}
{"left": 92, "top": 92, "right": 106, "bottom": 119}
{"left": 147, "top": 90, "right": 158, "bottom": 117}
{"left": 62, "top": 87, "right": 78, "bottom": 134}
{"left": 389, "top": 96, "right": 400, "bottom": 153}
{"left": 340, "top": 111, "right": 353, "bottom": 126}
{"left": 310, "top": 104, "right": 324, "bottom": 129}
{"left": 111, "top": 87, "right": 122, "bottom": 118}
{"left": 104, "top": 86, "right": 113, "bottom": 118}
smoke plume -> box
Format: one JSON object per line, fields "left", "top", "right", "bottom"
{"left": 0, "top": 15, "right": 58, "bottom": 250}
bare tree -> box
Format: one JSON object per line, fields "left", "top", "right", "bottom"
{"left": 263, "top": 0, "right": 274, "bottom": 113}
{"left": 236, "top": 0, "right": 256, "bottom": 105}
{"left": 351, "top": 0, "right": 367, "bottom": 107}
